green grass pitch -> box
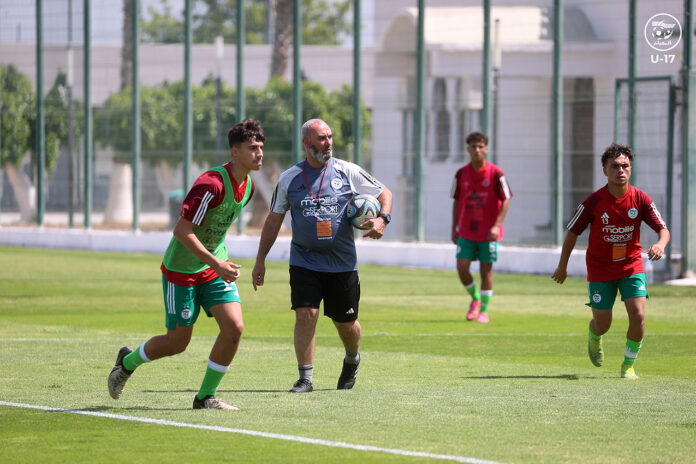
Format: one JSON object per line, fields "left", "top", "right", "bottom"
{"left": 0, "top": 245, "right": 694, "bottom": 463}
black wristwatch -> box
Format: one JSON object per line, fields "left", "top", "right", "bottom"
{"left": 378, "top": 213, "right": 391, "bottom": 224}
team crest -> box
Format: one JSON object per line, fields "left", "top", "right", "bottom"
{"left": 181, "top": 308, "right": 192, "bottom": 319}
{"left": 331, "top": 178, "right": 343, "bottom": 190}
{"left": 592, "top": 293, "right": 602, "bottom": 303}
{"left": 628, "top": 208, "right": 638, "bottom": 219}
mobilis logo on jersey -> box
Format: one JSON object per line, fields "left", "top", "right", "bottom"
{"left": 301, "top": 195, "right": 339, "bottom": 217}
{"left": 602, "top": 224, "right": 635, "bottom": 243}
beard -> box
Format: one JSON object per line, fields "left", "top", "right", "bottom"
{"left": 309, "top": 145, "right": 332, "bottom": 163}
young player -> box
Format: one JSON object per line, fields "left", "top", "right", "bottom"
{"left": 107, "top": 118, "right": 265, "bottom": 409}
{"left": 552, "top": 143, "right": 669, "bottom": 379}
{"left": 451, "top": 132, "right": 512, "bottom": 323}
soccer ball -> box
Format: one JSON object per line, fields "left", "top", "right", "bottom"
{"left": 346, "top": 194, "right": 381, "bottom": 230}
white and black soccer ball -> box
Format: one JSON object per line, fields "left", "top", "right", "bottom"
{"left": 346, "top": 194, "right": 381, "bottom": 230}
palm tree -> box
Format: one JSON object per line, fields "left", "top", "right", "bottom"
{"left": 271, "top": 0, "right": 292, "bottom": 79}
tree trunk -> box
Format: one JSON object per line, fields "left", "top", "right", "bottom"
{"left": 4, "top": 161, "right": 36, "bottom": 224}
{"left": 103, "top": 159, "right": 133, "bottom": 224}
{"left": 271, "top": 0, "right": 292, "bottom": 79}
{"left": 121, "top": 0, "right": 134, "bottom": 90}
{"left": 154, "top": 160, "right": 179, "bottom": 202}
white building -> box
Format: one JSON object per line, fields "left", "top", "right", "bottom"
{"left": 0, "top": 0, "right": 686, "bottom": 256}
{"left": 370, "top": 0, "right": 684, "bottom": 250}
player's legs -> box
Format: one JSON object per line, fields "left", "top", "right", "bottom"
{"left": 619, "top": 274, "right": 648, "bottom": 379}
{"left": 289, "top": 266, "right": 323, "bottom": 392}
{"left": 108, "top": 325, "right": 193, "bottom": 400}
{"left": 324, "top": 270, "right": 362, "bottom": 389}
{"left": 124, "top": 274, "right": 200, "bottom": 369}
{"left": 480, "top": 261, "right": 493, "bottom": 290}
{"left": 590, "top": 308, "right": 613, "bottom": 336}
{"left": 139, "top": 325, "right": 194, "bottom": 360}
{"left": 476, "top": 241, "right": 497, "bottom": 322}
{"left": 457, "top": 256, "right": 482, "bottom": 320}
{"left": 294, "top": 306, "right": 320, "bottom": 365}
{"left": 209, "top": 301, "right": 244, "bottom": 365}
{"left": 456, "top": 258, "right": 475, "bottom": 286}
{"left": 585, "top": 280, "right": 618, "bottom": 368}
{"left": 193, "top": 301, "right": 244, "bottom": 405}
{"left": 334, "top": 319, "right": 361, "bottom": 354}
{"left": 624, "top": 296, "right": 646, "bottom": 342}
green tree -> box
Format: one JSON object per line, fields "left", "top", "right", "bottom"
{"left": 1, "top": 66, "right": 74, "bottom": 222}
{"left": 140, "top": 0, "right": 350, "bottom": 45}
{"left": 246, "top": 77, "right": 370, "bottom": 165}
{"left": 0, "top": 65, "right": 34, "bottom": 168}
{"left": 141, "top": 0, "right": 267, "bottom": 44}
{"left": 95, "top": 83, "right": 183, "bottom": 164}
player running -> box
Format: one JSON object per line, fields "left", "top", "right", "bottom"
{"left": 108, "top": 119, "right": 265, "bottom": 409}
{"left": 552, "top": 143, "right": 669, "bottom": 379}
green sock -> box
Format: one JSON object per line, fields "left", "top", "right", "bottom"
{"left": 122, "top": 343, "right": 150, "bottom": 372}
{"left": 196, "top": 360, "right": 229, "bottom": 400}
{"left": 623, "top": 338, "right": 642, "bottom": 366}
{"left": 589, "top": 327, "right": 602, "bottom": 341}
{"left": 479, "top": 290, "right": 492, "bottom": 314}
{"left": 465, "top": 282, "right": 480, "bottom": 301}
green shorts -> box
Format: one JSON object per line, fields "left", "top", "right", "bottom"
{"left": 161, "top": 274, "right": 242, "bottom": 330}
{"left": 586, "top": 273, "right": 648, "bottom": 310}
{"left": 456, "top": 237, "right": 498, "bottom": 263}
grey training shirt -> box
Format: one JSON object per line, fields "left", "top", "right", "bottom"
{"left": 270, "top": 157, "right": 385, "bottom": 272}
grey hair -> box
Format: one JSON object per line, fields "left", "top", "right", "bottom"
{"left": 301, "top": 119, "right": 327, "bottom": 138}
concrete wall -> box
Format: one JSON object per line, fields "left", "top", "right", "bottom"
{"left": 0, "top": 226, "right": 588, "bottom": 278}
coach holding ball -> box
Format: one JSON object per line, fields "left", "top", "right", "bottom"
{"left": 252, "top": 118, "right": 392, "bottom": 393}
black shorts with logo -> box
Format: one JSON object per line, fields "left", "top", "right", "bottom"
{"left": 289, "top": 265, "right": 360, "bottom": 323}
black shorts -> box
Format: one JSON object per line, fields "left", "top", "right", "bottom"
{"left": 289, "top": 265, "right": 360, "bottom": 323}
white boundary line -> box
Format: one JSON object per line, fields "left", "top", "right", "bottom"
{"left": 0, "top": 401, "right": 504, "bottom": 464}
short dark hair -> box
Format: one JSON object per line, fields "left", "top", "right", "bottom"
{"left": 228, "top": 118, "right": 265, "bottom": 148}
{"left": 466, "top": 131, "right": 488, "bottom": 146}
{"left": 601, "top": 142, "right": 633, "bottom": 167}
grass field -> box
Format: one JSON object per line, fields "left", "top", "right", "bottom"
{"left": 1, "top": 245, "right": 695, "bottom": 463}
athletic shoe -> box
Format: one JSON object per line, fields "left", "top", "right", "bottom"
{"left": 588, "top": 333, "right": 604, "bottom": 367}
{"left": 621, "top": 363, "right": 639, "bottom": 379}
{"left": 289, "top": 378, "right": 314, "bottom": 393}
{"left": 108, "top": 346, "right": 133, "bottom": 399}
{"left": 337, "top": 358, "right": 360, "bottom": 390}
{"left": 476, "top": 311, "right": 489, "bottom": 323}
{"left": 192, "top": 395, "right": 239, "bottom": 410}
{"left": 466, "top": 300, "right": 481, "bottom": 321}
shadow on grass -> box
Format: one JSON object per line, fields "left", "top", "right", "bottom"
{"left": 141, "top": 388, "right": 337, "bottom": 393}
{"left": 461, "top": 374, "right": 582, "bottom": 380}
{"left": 51, "top": 405, "right": 189, "bottom": 412}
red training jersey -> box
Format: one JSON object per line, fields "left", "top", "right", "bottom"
{"left": 567, "top": 184, "right": 666, "bottom": 282}
{"left": 161, "top": 162, "right": 255, "bottom": 286}
{"left": 451, "top": 161, "right": 512, "bottom": 242}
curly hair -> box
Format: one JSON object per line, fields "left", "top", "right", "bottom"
{"left": 601, "top": 143, "right": 633, "bottom": 167}
{"left": 465, "top": 131, "right": 488, "bottom": 146}
{"left": 228, "top": 118, "right": 265, "bottom": 148}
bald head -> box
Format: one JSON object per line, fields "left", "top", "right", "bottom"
{"left": 302, "top": 119, "right": 333, "bottom": 165}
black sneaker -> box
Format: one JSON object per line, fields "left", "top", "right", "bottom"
{"left": 108, "top": 346, "right": 133, "bottom": 399}
{"left": 337, "top": 357, "right": 360, "bottom": 390}
{"left": 192, "top": 395, "right": 239, "bottom": 410}
{"left": 289, "top": 378, "right": 313, "bottom": 393}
